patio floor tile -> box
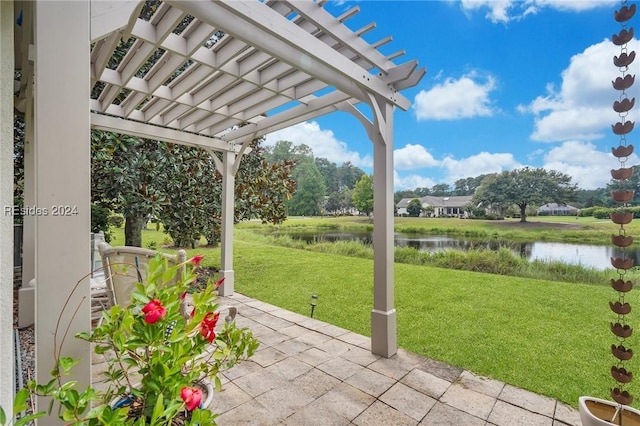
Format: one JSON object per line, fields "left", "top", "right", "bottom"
{"left": 291, "top": 367, "right": 342, "bottom": 399}
{"left": 318, "top": 337, "right": 357, "bottom": 356}
{"left": 498, "top": 384, "right": 556, "bottom": 417}
{"left": 296, "top": 347, "right": 333, "bottom": 366}
{"left": 276, "top": 338, "right": 313, "bottom": 355}
{"left": 353, "top": 401, "right": 418, "bottom": 426}
{"left": 221, "top": 359, "right": 262, "bottom": 381}
{"left": 439, "top": 383, "right": 497, "bottom": 420}
{"left": 487, "top": 400, "right": 554, "bottom": 426}
{"left": 255, "top": 383, "right": 316, "bottom": 421}
{"left": 251, "top": 312, "right": 295, "bottom": 330}
{"left": 344, "top": 367, "right": 397, "bottom": 397}
{"left": 419, "top": 401, "right": 486, "bottom": 426}
{"left": 368, "top": 355, "right": 415, "bottom": 381}
{"left": 416, "top": 358, "right": 463, "bottom": 382}
{"left": 400, "top": 368, "right": 451, "bottom": 399}
{"left": 233, "top": 368, "right": 289, "bottom": 397}
{"left": 316, "top": 323, "right": 351, "bottom": 337}
{"left": 379, "top": 382, "right": 437, "bottom": 421}
{"left": 269, "top": 308, "right": 310, "bottom": 324}
{"left": 258, "top": 330, "right": 293, "bottom": 347}
{"left": 336, "top": 331, "right": 371, "bottom": 347}
{"left": 553, "top": 401, "right": 581, "bottom": 426}
{"left": 339, "top": 345, "right": 380, "bottom": 367}
{"left": 266, "top": 356, "right": 314, "bottom": 380}
{"left": 313, "top": 382, "right": 376, "bottom": 421}
{"left": 281, "top": 400, "right": 352, "bottom": 426}
{"left": 251, "top": 346, "right": 288, "bottom": 367}
{"left": 457, "top": 370, "right": 505, "bottom": 398}
{"left": 294, "top": 329, "right": 335, "bottom": 346}
{"left": 316, "top": 356, "right": 365, "bottom": 381}
{"left": 208, "top": 381, "right": 253, "bottom": 415}
{"left": 215, "top": 398, "right": 279, "bottom": 425}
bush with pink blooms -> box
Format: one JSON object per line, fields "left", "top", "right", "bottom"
{"left": 7, "top": 254, "right": 258, "bottom": 426}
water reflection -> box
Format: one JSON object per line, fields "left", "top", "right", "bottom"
{"left": 281, "top": 231, "right": 638, "bottom": 270}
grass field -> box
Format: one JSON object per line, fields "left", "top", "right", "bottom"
{"left": 107, "top": 216, "right": 638, "bottom": 408}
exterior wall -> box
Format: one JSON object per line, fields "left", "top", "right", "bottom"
{"left": 0, "top": 0, "right": 14, "bottom": 412}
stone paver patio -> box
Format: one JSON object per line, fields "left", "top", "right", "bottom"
{"left": 93, "top": 293, "right": 581, "bottom": 425}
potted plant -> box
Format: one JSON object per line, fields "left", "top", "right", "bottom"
{"left": 4, "top": 253, "right": 259, "bottom": 425}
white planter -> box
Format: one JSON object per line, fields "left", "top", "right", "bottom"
{"left": 579, "top": 396, "right": 640, "bottom": 425}
{"left": 198, "top": 378, "right": 215, "bottom": 410}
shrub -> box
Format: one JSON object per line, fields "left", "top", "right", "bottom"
{"left": 107, "top": 214, "right": 125, "bottom": 228}
{"left": 91, "top": 203, "right": 112, "bottom": 243}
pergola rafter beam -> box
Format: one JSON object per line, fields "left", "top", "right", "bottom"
{"left": 220, "top": 90, "right": 354, "bottom": 141}
{"left": 169, "top": 0, "right": 410, "bottom": 110}
{"left": 283, "top": 1, "right": 395, "bottom": 74}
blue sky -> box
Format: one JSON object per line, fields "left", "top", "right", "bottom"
{"left": 264, "top": 0, "right": 639, "bottom": 191}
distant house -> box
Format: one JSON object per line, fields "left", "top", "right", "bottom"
{"left": 396, "top": 195, "right": 474, "bottom": 217}
{"left": 537, "top": 203, "right": 578, "bottom": 216}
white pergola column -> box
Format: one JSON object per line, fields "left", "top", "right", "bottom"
{"left": 218, "top": 151, "right": 235, "bottom": 296}
{"left": 370, "top": 96, "right": 397, "bottom": 358}
{"left": 34, "top": 1, "right": 91, "bottom": 417}
{"left": 0, "top": 0, "right": 15, "bottom": 412}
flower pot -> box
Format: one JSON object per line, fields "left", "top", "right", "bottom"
{"left": 579, "top": 396, "right": 640, "bottom": 425}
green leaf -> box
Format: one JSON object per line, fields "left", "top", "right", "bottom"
{"left": 13, "top": 388, "right": 29, "bottom": 412}
{"left": 150, "top": 392, "right": 164, "bottom": 423}
{"left": 58, "top": 356, "right": 80, "bottom": 373}
{"left": 0, "top": 406, "right": 6, "bottom": 425}
{"left": 14, "top": 412, "right": 47, "bottom": 426}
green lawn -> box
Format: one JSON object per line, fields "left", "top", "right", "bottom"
{"left": 108, "top": 220, "right": 636, "bottom": 408}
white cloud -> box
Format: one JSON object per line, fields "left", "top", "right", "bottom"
{"left": 414, "top": 73, "right": 498, "bottom": 120}
{"left": 520, "top": 39, "right": 640, "bottom": 143}
{"left": 394, "top": 144, "right": 439, "bottom": 170}
{"left": 263, "top": 121, "right": 372, "bottom": 168}
{"left": 541, "top": 141, "right": 637, "bottom": 189}
{"left": 441, "top": 151, "right": 522, "bottom": 182}
{"left": 392, "top": 143, "right": 631, "bottom": 191}
{"left": 394, "top": 171, "right": 437, "bottom": 191}
{"left": 459, "top": 0, "right": 616, "bottom": 23}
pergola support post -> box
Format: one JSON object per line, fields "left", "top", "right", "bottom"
{"left": 219, "top": 151, "right": 236, "bottom": 296}
{"left": 370, "top": 95, "right": 397, "bottom": 358}
{"left": 0, "top": 0, "right": 14, "bottom": 412}
{"left": 34, "top": 1, "right": 91, "bottom": 418}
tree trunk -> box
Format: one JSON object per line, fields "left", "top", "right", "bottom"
{"left": 124, "top": 214, "right": 145, "bottom": 247}
{"left": 519, "top": 203, "right": 527, "bottom": 222}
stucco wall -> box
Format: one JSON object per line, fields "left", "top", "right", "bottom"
{"left": 0, "top": 0, "right": 15, "bottom": 413}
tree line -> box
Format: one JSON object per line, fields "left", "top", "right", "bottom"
{"left": 396, "top": 166, "right": 640, "bottom": 222}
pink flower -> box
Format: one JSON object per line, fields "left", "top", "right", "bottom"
{"left": 180, "top": 386, "right": 203, "bottom": 411}
{"left": 141, "top": 299, "right": 166, "bottom": 324}
{"left": 189, "top": 255, "right": 205, "bottom": 267}
{"left": 215, "top": 277, "right": 225, "bottom": 289}
{"left": 200, "top": 312, "right": 220, "bottom": 343}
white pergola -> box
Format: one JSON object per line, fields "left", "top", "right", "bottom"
{"left": 0, "top": 0, "right": 425, "bottom": 416}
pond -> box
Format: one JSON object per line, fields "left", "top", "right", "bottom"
{"left": 280, "top": 231, "right": 639, "bottom": 271}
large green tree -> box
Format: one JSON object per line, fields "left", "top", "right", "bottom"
{"left": 473, "top": 167, "right": 578, "bottom": 222}
{"left": 352, "top": 174, "right": 374, "bottom": 216}
{"left": 287, "top": 161, "right": 326, "bottom": 216}
{"left": 158, "top": 139, "right": 296, "bottom": 247}
{"left": 92, "top": 132, "right": 295, "bottom": 247}
{"left": 407, "top": 198, "right": 423, "bottom": 217}
{"left": 91, "top": 131, "right": 168, "bottom": 247}
{"left": 337, "top": 162, "right": 365, "bottom": 190}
